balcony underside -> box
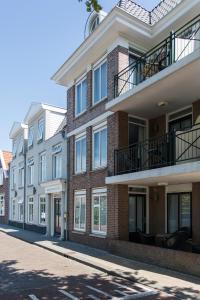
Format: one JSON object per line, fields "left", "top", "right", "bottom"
{"left": 106, "top": 50, "right": 200, "bottom": 119}
{"left": 106, "top": 161, "right": 200, "bottom": 186}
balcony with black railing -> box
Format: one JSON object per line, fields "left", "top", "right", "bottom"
{"left": 114, "top": 14, "right": 200, "bottom": 98}
{"left": 114, "top": 124, "right": 200, "bottom": 176}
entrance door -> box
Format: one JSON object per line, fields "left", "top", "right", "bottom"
{"left": 129, "top": 194, "right": 146, "bottom": 242}
{"left": 54, "top": 197, "right": 61, "bottom": 236}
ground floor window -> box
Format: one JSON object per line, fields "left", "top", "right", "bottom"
{"left": 0, "top": 195, "right": 5, "bottom": 216}
{"left": 167, "top": 193, "right": 192, "bottom": 234}
{"left": 129, "top": 194, "right": 146, "bottom": 233}
{"left": 28, "top": 197, "right": 34, "bottom": 223}
{"left": 74, "top": 191, "right": 86, "bottom": 231}
{"left": 18, "top": 200, "right": 24, "bottom": 221}
{"left": 92, "top": 188, "right": 107, "bottom": 235}
{"left": 39, "top": 196, "right": 46, "bottom": 225}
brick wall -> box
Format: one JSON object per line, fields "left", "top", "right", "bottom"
{"left": 66, "top": 45, "right": 130, "bottom": 248}
{"left": 149, "top": 115, "right": 166, "bottom": 138}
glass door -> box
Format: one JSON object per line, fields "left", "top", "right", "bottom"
{"left": 129, "top": 194, "right": 146, "bottom": 241}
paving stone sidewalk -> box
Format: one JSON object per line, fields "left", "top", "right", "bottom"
{"left": 0, "top": 224, "right": 199, "bottom": 299}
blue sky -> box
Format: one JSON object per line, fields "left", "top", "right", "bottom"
{"left": 0, "top": 0, "right": 160, "bottom": 150}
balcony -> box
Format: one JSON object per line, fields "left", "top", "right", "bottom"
{"left": 106, "top": 125, "right": 200, "bottom": 186}
{"left": 106, "top": 15, "right": 200, "bottom": 118}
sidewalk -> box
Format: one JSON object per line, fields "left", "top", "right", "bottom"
{"left": 0, "top": 224, "right": 199, "bottom": 300}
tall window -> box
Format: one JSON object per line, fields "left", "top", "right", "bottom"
{"left": 53, "top": 153, "right": 62, "bottom": 179}
{"left": 18, "top": 199, "right": 24, "bottom": 222}
{"left": 39, "top": 196, "right": 46, "bottom": 225}
{"left": 39, "top": 153, "right": 46, "bottom": 182}
{"left": 28, "top": 197, "right": 34, "bottom": 223}
{"left": 167, "top": 193, "right": 192, "bottom": 234}
{"left": 0, "top": 168, "right": 3, "bottom": 185}
{"left": 18, "top": 136, "right": 24, "bottom": 154}
{"left": 0, "top": 195, "right": 5, "bottom": 216}
{"left": 37, "top": 118, "right": 45, "bottom": 142}
{"left": 74, "top": 191, "right": 86, "bottom": 231}
{"left": 13, "top": 140, "right": 17, "bottom": 157}
{"left": 93, "top": 61, "right": 107, "bottom": 104}
{"left": 75, "top": 134, "right": 86, "bottom": 174}
{"left": 28, "top": 126, "right": 34, "bottom": 148}
{"left": 129, "top": 194, "right": 146, "bottom": 233}
{"left": 76, "top": 78, "right": 87, "bottom": 116}
{"left": 92, "top": 189, "right": 107, "bottom": 235}
{"left": 11, "top": 167, "right": 16, "bottom": 189}
{"left": 18, "top": 164, "right": 24, "bottom": 188}
{"left": 27, "top": 158, "right": 34, "bottom": 185}
{"left": 93, "top": 124, "right": 107, "bottom": 169}
{"left": 12, "top": 199, "right": 16, "bottom": 220}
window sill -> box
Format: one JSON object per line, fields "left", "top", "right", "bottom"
{"left": 74, "top": 110, "right": 87, "bottom": 120}
{"left": 89, "top": 233, "right": 107, "bottom": 239}
{"left": 18, "top": 186, "right": 24, "bottom": 190}
{"left": 72, "top": 230, "right": 86, "bottom": 235}
{"left": 27, "top": 184, "right": 34, "bottom": 188}
{"left": 90, "top": 166, "right": 107, "bottom": 173}
{"left": 91, "top": 96, "right": 108, "bottom": 109}
{"left": 73, "top": 171, "right": 87, "bottom": 177}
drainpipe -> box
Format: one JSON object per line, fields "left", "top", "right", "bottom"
{"left": 23, "top": 150, "right": 27, "bottom": 230}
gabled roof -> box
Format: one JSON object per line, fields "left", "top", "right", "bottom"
{"left": 118, "top": 0, "right": 183, "bottom": 25}
{"left": 0, "top": 150, "right": 12, "bottom": 175}
{"left": 24, "top": 102, "right": 67, "bottom": 125}
{"left": 9, "top": 121, "right": 27, "bottom": 139}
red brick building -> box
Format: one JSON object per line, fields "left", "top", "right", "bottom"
{"left": 52, "top": 0, "right": 200, "bottom": 263}
{"left": 0, "top": 151, "right": 12, "bottom": 224}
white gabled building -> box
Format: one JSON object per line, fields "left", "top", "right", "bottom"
{"left": 9, "top": 102, "right": 68, "bottom": 239}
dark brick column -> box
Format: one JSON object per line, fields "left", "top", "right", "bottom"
{"left": 193, "top": 99, "right": 200, "bottom": 124}
{"left": 192, "top": 183, "right": 200, "bottom": 244}
{"left": 107, "top": 46, "right": 129, "bottom": 101}
{"left": 149, "top": 115, "right": 166, "bottom": 138}
{"left": 149, "top": 186, "right": 166, "bottom": 235}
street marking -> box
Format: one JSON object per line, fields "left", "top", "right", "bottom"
{"left": 111, "top": 282, "right": 138, "bottom": 293}
{"left": 59, "top": 290, "right": 80, "bottom": 300}
{"left": 86, "top": 285, "right": 112, "bottom": 298}
{"left": 88, "top": 295, "right": 101, "bottom": 300}
{"left": 114, "top": 289, "right": 129, "bottom": 296}
{"left": 112, "top": 291, "right": 159, "bottom": 300}
{"left": 29, "top": 295, "right": 40, "bottom": 300}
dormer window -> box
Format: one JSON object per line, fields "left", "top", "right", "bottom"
{"left": 37, "top": 118, "right": 44, "bottom": 142}
{"left": 18, "top": 136, "right": 24, "bottom": 155}
{"left": 90, "top": 15, "right": 99, "bottom": 34}
{"left": 28, "top": 126, "right": 34, "bottom": 148}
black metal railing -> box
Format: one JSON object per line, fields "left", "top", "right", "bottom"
{"left": 114, "top": 124, "right": 200, "bottom": 175}
{"left": 114, "top": 14, "right": 200, "bottom": 97}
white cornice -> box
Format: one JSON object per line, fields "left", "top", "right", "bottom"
{"left": 9, "top": 122, "right": 28, "bottom": 139}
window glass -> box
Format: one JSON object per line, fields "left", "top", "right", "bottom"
{"left": 0, "top": 169, "right": 3, "bottom": 185}
{"left": 92, "top": 191, "right": 107, "bottom": 234}
{"left": 101, "top": 62, "right": 107, "bottom": 99}
{"left": 40, "top": 153, "right": 46, "bottom": 182}
{"left": 74, "top": 193, "right": 86, "bottom": 231}
{"left": 75, "top": 136, "right": 86, "bottom": 174}
{"left": 93, "top": 126, "right": 107, "bottom": 169}
{"left": 38, "top": 119, "right": 44, "bottom": 141}
{"left": 28, "top": 127, "right": 34, "bottom": 147}
{"left": 18, "top": 201, "right": 23, "bottom": 221}
{"left": 76, "top": 78, "right": 87, "bottom": 116}
{"left": 53, "top": 154, "right": 62, "bottom": 179}
{"left": 94, "top": 68, "right": 100, "bottom": 103}
{"left": 180, "top": 193, "right": 191, "bottom": 229}
{"left": 19, "top": 167, "right": 24, "bottom": 187}
{"left": 168, "top": 194, "right": 179, "bottom": 233}
{"left": 12, "top": 199, "right": 16, "bottom": 220}
{"left": 28, "top": 197, "right": 34, "bottom": 223}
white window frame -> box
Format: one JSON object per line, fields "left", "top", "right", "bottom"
{"left": 27, "top": 159, "right": 34, "bottom": 186}
{"left": 37, "top": 118, "right": 45, "bottom": 142}
{"left": 75, "top": 133, "right": 86, "bottom": 174}
{"left": 93, "top": 59, "right": 107, "bottom": 105}
{"left": 28, "top": 196, "right": 34, "bottom": 223}
{"left": 53, "top": 152, "right": 62, "bottom": 179}
{"left": 39, "top": 196, "right": 46, "bottom": 225}
{"left": 0, "top": 194, "right": 5, "bottom": 216}
{"left": 75, "top": 77, "right": 87, "bottom": 117}
{"left": 18, "top": 165, "right": 24, "bottom": 188}
{"left": 13, "top": 140, "right": 17, "bottom": 157}
{"left": 18, "top": 136, "right": 24, "bottom": 154}
{"left": 39, "top": 152, "right": 46, "bottom": 182}
{"left": 92, "top": 188, "right": 107, "bottom": 235}
{"left": 11, "top": 167, "right": 16, "bottom": 189}
{"left": 92, "top": 123, "right": 107, "bottom": 170}
{"left": 74, "top": 190, "right": 86, "bottom": 232}
{"left": 28, "top": 126, "right": 34, "bottom": 148}
{"left": 18, "top": 199, "right": 24, "bottom": 222}
{"left": 0, "top": 168, "right": 3, "bottom": 185}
